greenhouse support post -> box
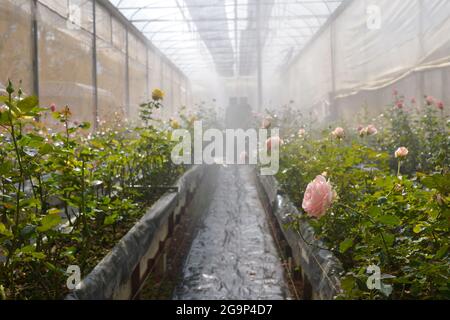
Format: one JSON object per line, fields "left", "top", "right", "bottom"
{"left": 31, "top": 0, "right": 39, "bottom": 98}
{"left": 171, "top": 68, "right": 174, "bottom": 114}
{"left": 234, "top": 0, "right": 238, "bottom": 78}
{"left": 330, "top": 19, "right": 336, "bottom": 116}
{"left": 443, "top": 67, "right": 450, "bottom": 104}
{"left": 256, "top": 0, "right": 263, "bottom": 112}
{"left": 125, "top": 30, "right": 130, "bottom": 117}
{"left": 159, "top": 60, "right": 163, "bottom": 98}
{"left": 146, "top": 49, "right": 150, "bottom": 101}
{"left": 418, "top": 0, "right": 425, "bottom": 101}
{"left": 160, "top": 56, "right": 164, "bottom": 96}
{"left": 92, "top": 0, "right": 99, "bottom": 129}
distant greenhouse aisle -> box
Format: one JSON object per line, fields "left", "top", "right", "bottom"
{"left": 174, "top": 166, "right": 292, "bottom": 300}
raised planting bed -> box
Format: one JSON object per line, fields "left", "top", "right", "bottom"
{"left": 256, "top": 173, "right": 343, "bottom": 300}
{"left": 66, "top": 165, "right": 212, "bottom": 300}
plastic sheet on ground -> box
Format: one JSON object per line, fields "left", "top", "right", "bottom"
{"left": 174, "top": 166, "right": 291, "bottom": 300}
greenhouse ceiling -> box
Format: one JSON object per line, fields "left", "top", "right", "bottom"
{"left": 109, "top": 0, "right": 345, "bottom": 78}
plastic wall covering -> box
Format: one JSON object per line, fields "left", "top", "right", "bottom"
{"left": 38, "top": 2, "right": 95, "bottom": 124}
{"left": 128, "top": 33, "right": 148, "bottom": 122}
{"left": 96, "top": 3, "right": 126, "bottom": 122}
{"left": 0, "top": 0, "right": 191, "bottom": 125}
{"left": 162, "top": 62, "right": 173, "bottom": 117}
{"left": 281, "top": 0, "right": 450, "bottom": 121}
{"left": 0, "top": 0, "right": 33, "bottom": 95}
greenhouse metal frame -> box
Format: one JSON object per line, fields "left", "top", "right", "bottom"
{"left": 0, "top": 0, "right": 449, "bottom": 303}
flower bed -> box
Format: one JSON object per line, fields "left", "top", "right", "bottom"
{"left": 66, "top": 164, "right": 211, "bottom": 300}
{"left": 256, "top": 173, "right": 343, "bottom": 300}
{"left": 0, "top": 83, "right": 188, "bottom": 299}
{"left": 261, "top": 93, "right": 449, "bottom": 300}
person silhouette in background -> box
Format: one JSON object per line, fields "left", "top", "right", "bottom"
{"left": 239, "top": 97, "right": 252, "bottom": 130}
{"left": 225, "top": 97, "right": 253, "bottom": 164}
{"left": 226, "top": 97, "right": 252, "bottom": 130}
{"left": 226, "top": 97, "right": 238, "bottom": 129}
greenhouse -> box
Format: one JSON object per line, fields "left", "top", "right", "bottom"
{"left": 0, "top": 0, "right": 449, "bottom": 302}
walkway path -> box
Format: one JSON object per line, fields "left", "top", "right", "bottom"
{"left": 174, "top": 166, "right": 291, "bottom": 300}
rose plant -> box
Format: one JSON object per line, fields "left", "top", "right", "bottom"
{"left": 276, "top": 93, "right": 449, "bottom": 300}
{"left": 0, "top": 81, "right": 186, "bottom": 299}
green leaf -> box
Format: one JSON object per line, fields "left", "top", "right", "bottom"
{"left": 45, "top": 262, "right": 60, "bottom": 272}
{"left": 20, "top": 245, "right": 36, "bottom": 253}
{"left": 339, "top": 238, "right": 354, "bottom": 253}
{"left": 0, "top": 160, "right": 13, "bottom": 175}
{"left": 436, "top": 245, "right": 448, "bottom": 259}
{"left": 31, "top": 252, "right": 46, "bottom": 260}
{"left": 0, "top": 223, "right": 12, "bottom": 237}
{"left": 19, "top": 245, "right": 46, "bottom": 259}
{"left": 376, "top": 215, "right": 401, "bottom": 226}
{"left": 340, "top": 276, "right": 356, "bottom": 292}
{"left": 39, "top": 143, "right": 54, "bottom": 155}
{"left": 63, "top": 247, "right": 77, "bottom": 257}
{"left": 104, "top": 214, "right": 118, "bottom": 226}
{"left": 20, "top": 225, "right": 36, "bottom": 238}
{"left": 37, "top": 213, "right": 62, "bottom": 232}
{"left": 0, "top": 110, "right": 12, "bottom": 125}
{"left": 382, "top": 232, "right": 395, "bottom": 247}
{"left": 368, "top": 206, "right": 382, "bottom": 217}
{"left": 51, "top": 112, "right": 61, "bottom": 120}
{"left": 79, "top": 122, "right": 91, "bottom": 130}
{"left": 17, "top": 96, "right": 39, "bottom": 113}
{"left": 25, "top": 134, "right": 45, "bottom": 148}
{"left": 377, "top": 197, "right": 388, "bottom": 205}
{"left": 413, "top": 224, "right": 424, "bottom": 234}
{"left": 421, "top": 173, "right": 450, "bottom": 194}
{"left": 0, "top": 96, "right": 8, "bottom": 104}
{"left": 48, "top": 208, "right": 61, "bottom": 215}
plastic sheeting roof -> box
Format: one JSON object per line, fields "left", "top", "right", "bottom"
{"left": 110, "top": 0, "right": 345, "bottom": 78}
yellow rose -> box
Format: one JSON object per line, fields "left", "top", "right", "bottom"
{"left": 170, "top": 118, "right": 181, "bottom": 129}
{"left": 152, "top": 89, "right": 164, "bottom": 101}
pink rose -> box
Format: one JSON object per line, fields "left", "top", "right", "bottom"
{"left": 395, "top": 147, "right": 409, "bottom": 159}
{"left": 366, "top": 124, "right": 378, "bottom": 136}
{"left": 426, "top": 96, "right": 435, "bottom": 106}
{"left": 437, "top": 101, "right": 444, "bottom": 110}
{"left": 50, "top": 103, "right": 57, "bottom": 112}
{"left": 298, "top": 128, "right": 306, "bottom": 137}
{"left": 302, "top": 175, "right": 336, "bottom": 219}
{"left": 262, "top": 117, "right": 272, "bottom": 129}
{"left": 332, "top": 127, "right": 345, "bottom": 139}
{"left": 359, "top": 127, "right": 368, "bottom": 137}
{"left": 396, "top": 100, "right": 404, "bottom": 109}
{"left": 266, "top": 136, "right": 283, "bottom": 152}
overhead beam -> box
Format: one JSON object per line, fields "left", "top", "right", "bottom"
{"left": 143, "top": 26, "right": 322, "bottom": 33}
{"left": 130, "top": 15, "right": 329, "bottom": 23}
{"left": 117, "top": 0, "right": 343, "bottom": 10}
